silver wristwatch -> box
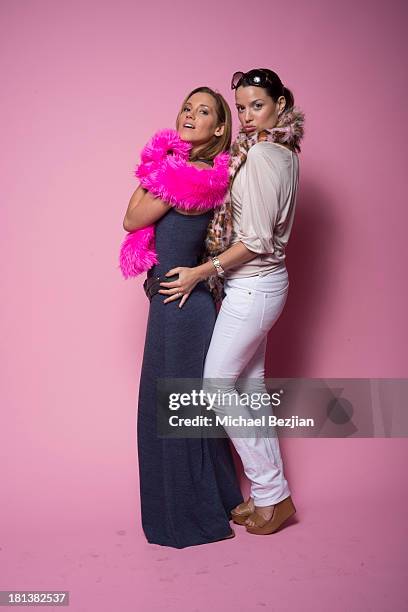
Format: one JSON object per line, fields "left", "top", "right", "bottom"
{"left": 211, "top": 256, "right": 225, "bottom": 276}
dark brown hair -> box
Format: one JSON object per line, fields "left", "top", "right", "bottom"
{"left": 176, "top": 86, "right": 232, "bottom": 161}
{"left": 238, "top": 68, "right": 295, "bottom": 112}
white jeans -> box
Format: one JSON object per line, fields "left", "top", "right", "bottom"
{"left": 203, "top": 264, "right": 291, "bottom": 507}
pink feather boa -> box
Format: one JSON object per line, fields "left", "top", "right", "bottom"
{"left": 119, "top": 129, "right": 230, "bottom": 279}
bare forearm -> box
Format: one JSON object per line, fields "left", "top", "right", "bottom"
{"left": 123, "top": 185, "right": 146, "bottom": 231}
{"left": 123, "top": 186, "right": 170, "bottom": 232}
{"left": 196, "top": 241, "right": 258, "bottom": 281}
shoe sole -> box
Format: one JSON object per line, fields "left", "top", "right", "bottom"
{"left": 245, "top": 496, "right": 296, "bottom": 535}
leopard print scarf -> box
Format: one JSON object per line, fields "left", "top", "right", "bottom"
{"left": 203, "top": 106, "right": 305, "bottom": 303}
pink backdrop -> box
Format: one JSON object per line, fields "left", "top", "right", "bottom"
{"left": 1, "top": 0, "right": 407, "bottom": 610}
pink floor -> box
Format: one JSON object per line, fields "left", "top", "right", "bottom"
{"left": 1, "top": 441, "right": 407, "bottom": 612}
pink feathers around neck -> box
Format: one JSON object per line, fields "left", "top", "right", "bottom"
{"left": 135, "top": 129, "right": 230, "bottom": 211}
{"left": 119, "top": 129, "right": 230, "bottom": 279}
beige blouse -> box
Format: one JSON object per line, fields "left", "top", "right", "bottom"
{"left": 224, "top": 141, "right": 300, "bottom": 279}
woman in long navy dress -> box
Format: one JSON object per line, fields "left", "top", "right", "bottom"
{"left": 123, "top": 87, "right": 243, "bottom": 548}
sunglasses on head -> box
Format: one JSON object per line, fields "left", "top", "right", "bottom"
{"left": 231, "top": 69, "right": 275, "bottom": 90}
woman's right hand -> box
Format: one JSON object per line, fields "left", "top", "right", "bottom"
{"left": 159, "top": 266, "right": 203, "bottom": 307}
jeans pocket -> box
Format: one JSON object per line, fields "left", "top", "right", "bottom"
{"left": 223, "top": 285, "right": 256, "bottom": 321}
{"left": 259, "top": 286, "right": 289, "bottom": 332}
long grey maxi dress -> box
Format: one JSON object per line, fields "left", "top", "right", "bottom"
{"left": 137, "top": 206, "right": 244, "bottom": 548}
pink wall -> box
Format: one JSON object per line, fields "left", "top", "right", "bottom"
{"left": 1, "top": 0, "right": 406, "bottom": 609}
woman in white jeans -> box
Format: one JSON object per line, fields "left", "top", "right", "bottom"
{"left": 159, "top": 68, "right": 305, "bottom": 535}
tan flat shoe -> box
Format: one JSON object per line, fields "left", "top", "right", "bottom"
{"left": 230, "top": 499, "right": 254, "bottom": 526}
{"left": 245, "top": 495, "right": 296, "bottom": 535}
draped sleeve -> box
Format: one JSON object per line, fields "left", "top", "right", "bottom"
{"left": 236, "top": 142, "right": 282, "bottom": 255}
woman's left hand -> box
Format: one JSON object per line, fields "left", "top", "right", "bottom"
{"left": 159, "top": 267, "right": 201, "bottom": 307}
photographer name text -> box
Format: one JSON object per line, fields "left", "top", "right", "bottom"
{"left": 168, "top": 415, "right": 314, "bottom": 428}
